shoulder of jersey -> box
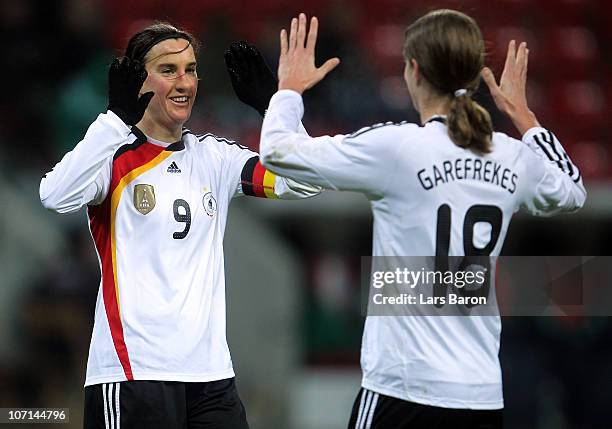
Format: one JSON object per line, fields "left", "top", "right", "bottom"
{"left": 491, "top": 130, "right": 523, "bottom": 152}
{"left": 346, "top": 120, "right": 419, "bottom": 140}
{"left": 182, "top": 128, "right": 250, "bottom": 150}
{"left": 113, "top": 130, "right": 146, "bottom": 160}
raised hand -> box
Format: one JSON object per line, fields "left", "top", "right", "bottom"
{"left": 278, "top": 13, "right": 340, "bottom": 94}
{"left": 224, "top": 41, "right": 277, "bottom": 117}
{"left": 107, "top": 57, "right": 154, "bottom": 126}
{"left": 481, "top": 40, "right": 539, "bottom": 135}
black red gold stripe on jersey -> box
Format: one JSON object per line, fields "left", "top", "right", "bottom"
{"left": 240, "top": 156, "right": 278, "bottom": 198}
{"left": 88, "top": 142, "right": 173, "bottom": 381}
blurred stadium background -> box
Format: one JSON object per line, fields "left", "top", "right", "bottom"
{"left": 1, "top": 0, "right": 611, "bottom": 427}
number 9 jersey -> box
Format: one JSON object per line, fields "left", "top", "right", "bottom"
{"left": 40, "top": 110, "right": 320, "bottom": 386}
{"left": 260, "top": 90, "right": 586, "bottom": 410}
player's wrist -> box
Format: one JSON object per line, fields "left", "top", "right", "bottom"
{"left": 278, "top": 80, "right": 305, "bottom": 95}
{"left": 510, "top": 109, "right": 539, "bottom": 136}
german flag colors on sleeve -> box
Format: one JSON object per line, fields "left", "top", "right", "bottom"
{"left": 240, "top": 156, "right": 278, "bottom": 199}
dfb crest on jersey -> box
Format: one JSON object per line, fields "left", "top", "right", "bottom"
{"left": 202, "top": 191, "right": 217, "bottom": 217}
{"left": 134, "top": 184, "right": 156, "bottom": 215}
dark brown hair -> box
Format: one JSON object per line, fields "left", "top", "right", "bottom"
{"left": 403, "top": 9, "right": 492, "bottom": 154}
{"left": 124, "top": 22, "right": 200, "bottom": 64}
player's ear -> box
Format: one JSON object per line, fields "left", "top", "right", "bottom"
{"left": 410, "top": 58, "right": 421, "bottom": 84}
{"left": 403, "top": 61, "right": 409, "bottom": 83}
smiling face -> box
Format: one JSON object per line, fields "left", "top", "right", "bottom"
{"left": 137, "top": 38, "right": 198, "bottom": 140}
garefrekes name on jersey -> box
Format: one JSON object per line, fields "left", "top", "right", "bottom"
{"left": 260, "top": 90, "right": 586, "bottom": 410}
{"left": 417, "top": 157, "right": 518, "bottom": 194}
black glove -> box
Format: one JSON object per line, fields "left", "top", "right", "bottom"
{"left": 107, "top": 57, "right": 154, "bottom": 126}
{"left": 224, "top": 41, "right": 277, "bottom": 117}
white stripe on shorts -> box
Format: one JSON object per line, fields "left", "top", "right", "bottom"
{"left": 115, "top": 383, "right": 121, "bottom": 429}
{"left": 356, "top": 390, "right": 372, "bottom": 429}
{"left": 364, "top": 392, "right": 379, "bottom": 429}
{"left": 108, "top": 383, "right": 115, "bottom": 429}
{"left": 102, "top": 384, "right": 109, "bottom": 429}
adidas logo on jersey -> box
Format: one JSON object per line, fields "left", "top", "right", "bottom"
{"left": 167, "top": 161, "right": 181, "bottom": 173}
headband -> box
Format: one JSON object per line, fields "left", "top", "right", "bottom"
{"left": 127, "top": 32, "right": 192, "bottom": 63}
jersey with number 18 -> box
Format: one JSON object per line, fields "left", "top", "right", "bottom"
{"left": 260, "top": 90, "right": 586, "bottom": 410}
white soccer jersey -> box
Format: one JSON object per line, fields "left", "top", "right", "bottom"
{"left": 260, "top": 90, "right": 586, "bottom": 409}
{"left": 40, "top": 111, "right": 319, "bottom": 386}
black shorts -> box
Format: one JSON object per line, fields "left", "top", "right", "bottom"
{"left": 347, "top": 388, "right": 503, "bottom": 429}
{"left": 84, "top": 378, "right": 249, "bottom": 429}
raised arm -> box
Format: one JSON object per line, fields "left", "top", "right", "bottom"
{"left": 482, "top": 40, "right": 586, "bottom": 214}
{"left": 224, "top": 41, "right": 277, "bottom": 117}
{"left": 40, "top": 57, "right": 153, "bottom": 213}
{"left": 224, "top": 39, "right": 323, "bottom": 199}
{"left": 258, "top": 14, "right": 408, "bottom": 197}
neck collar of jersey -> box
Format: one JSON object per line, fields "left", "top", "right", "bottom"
{"left": 130, "top": 126, "right": 185, "bottom": 151}
{"left": 423, "top": 115, "right": 447, "bottom": 126}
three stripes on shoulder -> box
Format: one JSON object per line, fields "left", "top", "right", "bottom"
{"left": 531, "top": 131, "right": 581, "bottom": 183}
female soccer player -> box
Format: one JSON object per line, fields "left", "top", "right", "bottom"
{"left": 40, "top": 23, "right": 318, "bottom": 429}
{"left": 259, "top": 10, "right": 586, "bottom": 429}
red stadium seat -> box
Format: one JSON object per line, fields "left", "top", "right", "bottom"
{"left": 535, "top": 0, "right": 598, "bottom": 27}
{"left": 481, "top": 26, "right": 539, "bottom": 75}
{"left": 539, "top": 26, "right": 599, "bottom": 80}
{"left": 547, "top": 81, "right": 606, "bottom": 131}
{"left": 359, "top": 23, "right": 406, "bottom": 76}
{"left": 571, "top": 140, "right": 611, "bottom": 179}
